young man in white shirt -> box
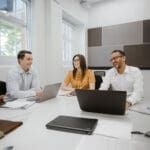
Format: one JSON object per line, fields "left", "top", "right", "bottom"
{"left": 100, "top": 50, "right": 143, "bottom": 108}
{"left": 7, "top": 50, "right": 43, "bottom": 99}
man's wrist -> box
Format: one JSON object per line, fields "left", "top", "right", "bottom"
{"left": 127, "top": 101, "right": 132, "bottom": 107}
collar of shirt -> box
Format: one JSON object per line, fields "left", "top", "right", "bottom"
{"left": 17, "top": 65, "right": 32, "bottom": 74}
{"left": 114, "top": 65, "right": 130, "bottom": 75}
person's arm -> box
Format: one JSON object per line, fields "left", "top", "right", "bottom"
{"left": 99, "top": 70, "right": 111, "bottom": 90}
{"left": 127, "top": 69, "right": 144, "bottom": 105}
{"left": 89, "top": 70, "right": 95, "bottom": 90}
{"left": 6, "top": 71, "right": 37, "bottom": 99}
{"left": 61, "top": 83, "right": 74, "bottom": 91}
{"left": 61, "top": 71, "right": 74, "bottom": 92}
{"left": 89, "top": 83, "right": 95, "bottom": 89}
{"left": 0, "top": 95, "right": 5, "bottom": 105}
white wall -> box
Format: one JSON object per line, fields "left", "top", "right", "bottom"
{"left": 0, "top": 0, "right": 88, "bottom": 85}
{"left": 88, "top": 0, "right": 150, "bottom": 99}
{"left": 88, "top": 0, "right": 150, "bottom": 27}
{"left": 32, "top": 0, "right": 88, "bottom": 85}
{"left": 32, "top": 0, "right": 47, "bottom": 85}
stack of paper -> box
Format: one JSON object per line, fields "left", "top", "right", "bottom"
{"left": 76, "top": 135, "right": 150, "bottom": 150}
{"left": 1, "top": 98, "right": 35, "bottom": 109}
{"left": 94, "top": 119, "right": 132, "bottom": 139}
{"left": 129, "top": 101, "right": 150, "bottom": 115}
{"left": 58, "top": 90, "right": 72, "bottom": 96}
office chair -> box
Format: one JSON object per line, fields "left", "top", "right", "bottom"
{"left": 0, "top": 81, "right": 7, "bottom": 95}
{"left": 94, "top": 71, "right": 105, "bottom": 90}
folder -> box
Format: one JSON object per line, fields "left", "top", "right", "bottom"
{"left": 0, "top": 119, "right": 23, "bottom": 138}
{"left": 46, "top": 115, "right": 98, "bottom": 135}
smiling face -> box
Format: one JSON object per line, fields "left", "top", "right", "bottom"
{"left": 19, "top": 53, "right": 33, "bottom": 72}
{"left": 73, "top": 56, "right": 80, "bottom": 69}
{"left": 110, "top": 52, "right": 126, "bottom": 70}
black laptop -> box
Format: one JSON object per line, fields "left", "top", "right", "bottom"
{"left": 46, "top": 115, "right": 98, "bottom": 135}
{"left": 75, "top": 89, "right": 126, "bottom": 115}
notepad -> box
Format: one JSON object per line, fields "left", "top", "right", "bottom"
{"left": 129, "top": 101, "right": 150, "bottom": 115}
{"left": 46, "top": 115, "right": 98, "bottom": 135}
{"left": 1, "top": 99, "right": 35, "bottom": 109}
{"left": 0, "top": 119, "right": 23, "bottom": 138}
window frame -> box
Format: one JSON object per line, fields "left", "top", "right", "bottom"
{"left": 0, "top": 0, "right": 31, "bottom": 65}
{"left": 62, "top": 19, "right": 74, "bottom": 67}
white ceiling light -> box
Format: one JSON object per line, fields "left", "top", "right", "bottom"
{"left": 80, "top": 0, "right": 91, "bottom": 8}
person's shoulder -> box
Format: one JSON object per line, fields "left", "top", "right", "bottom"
{"left": 8, "top": 66, "right": 19, "bottom": 74}
{"left": 68, "top": 70, "right": 73, "bottom": 74}
{"left": 128, "top": 66, "right": 141, "bottom": 73}
{"left": 87, "top": 69, "right": 95, "bottom": 75}
{"left": 7, "top": 66, "right": 20, "bottom": 79}
{"left": 87, "top": 69, "right": 93, "bottom": 73}
{"left": 106, "top": 67, "right": 115, "bottom": 74}
{"left": 67, "top": 70, "right": 73, "bottom": 76}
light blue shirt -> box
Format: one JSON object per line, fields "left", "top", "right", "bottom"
{"left": 6, "top": 65, "right": 41, "bottom": 99}
{"left": 100, "top": 65, "right": 144, "bottom": 105}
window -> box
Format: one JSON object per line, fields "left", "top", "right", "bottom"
{"left": 0, "top": 0, "right": 31, "bottom": 64}
{"left": 62, "top": 20, "right": 73, "bottom": 66}
{"left": 62, "top": 11, "right": 86, "bottom": 67}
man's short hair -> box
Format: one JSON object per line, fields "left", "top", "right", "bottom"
{"left": 112, "top": 50, "right": 125, "bottom": 56}
{"left": 17, "top": 50, "right": 32, "bottom": 60}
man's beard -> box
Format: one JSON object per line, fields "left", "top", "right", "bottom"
{"left": 114, "top": 63, "right": 121, "bottom": 70}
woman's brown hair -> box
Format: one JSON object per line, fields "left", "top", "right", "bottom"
{"left": 72, "top": 54, "right": 87, "bottom": 80}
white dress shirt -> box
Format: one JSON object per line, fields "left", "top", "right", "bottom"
{"left": 6, "top": 65, "right": 41, "bottom": 99}
{"left": 100, "top": 65, "right": 143, "bottom": 105}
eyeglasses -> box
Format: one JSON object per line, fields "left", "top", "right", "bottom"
{"left": 110, "top": 55, "right": 122, "bottom": 62}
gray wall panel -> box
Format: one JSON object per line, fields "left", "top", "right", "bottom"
{"left": 143, "top": 20, "right": 150, "bottom": 43}
{"left": 88, "top": 28, "right": 102, "bottom": 47}
{"left": 102, "top": 21, "right": 143, "bottom": 45}
{"left": 88, "top": 45, "right": 123, "bottom": 67}
{"left": 88, "top": 20, "right": 150, "bottom": 69}
{"left": 124, "top": 44, "right": 150, "bottom": 68}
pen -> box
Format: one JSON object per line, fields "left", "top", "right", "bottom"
{"left": 3, "top": 146, "right": 14, "bottom": 150}
{"left": 131, "top": 131, "right": 144, "bottom": 134}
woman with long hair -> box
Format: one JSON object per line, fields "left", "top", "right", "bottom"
{"left": 61, "top": 54, "right": 95, "bottom": 95}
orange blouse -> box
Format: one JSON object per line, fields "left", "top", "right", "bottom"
{"left": 64, "top": 69, "right": 95, "bottom": 89}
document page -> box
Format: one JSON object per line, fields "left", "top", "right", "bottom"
{"left": 94, "top": 118, "right": 132, "bottom": 139}
{"left": 129, "top": 101, "right": 150, "bottom": 115}
{"left": 57, "top": 90, "right": 71, "bottom": 96}
{"left": 1, "top": 98, "right": 35, "bottom": 109}
{"left": 76, "top": 134, "right": 150, "bottom": 150}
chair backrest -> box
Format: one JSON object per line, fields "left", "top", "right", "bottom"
{"left": 94, "top": 71, "right": 105, "bottom": 90}
{"left": 0, "top": 81, "right": 6, "bottom": 95}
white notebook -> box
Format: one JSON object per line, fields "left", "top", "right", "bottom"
{"left": 1, "top": 98, "right": 35, "bottom": 109}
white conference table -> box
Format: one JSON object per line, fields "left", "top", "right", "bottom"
{"left": 0, "top": 96, "right": 150, "bottom": 150}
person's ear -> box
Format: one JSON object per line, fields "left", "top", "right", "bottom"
{"left": 123, "top": 56, "right": 126, "bottom": 62}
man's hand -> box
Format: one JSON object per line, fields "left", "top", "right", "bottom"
{"left": 126, "top": 101, "right": 132, "bottom": 109}
{"left": 0, "top": 95, "right": 5, "bottom": 105}
{"left": 36, "top": 90, "right": 43, "bottom": 97}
